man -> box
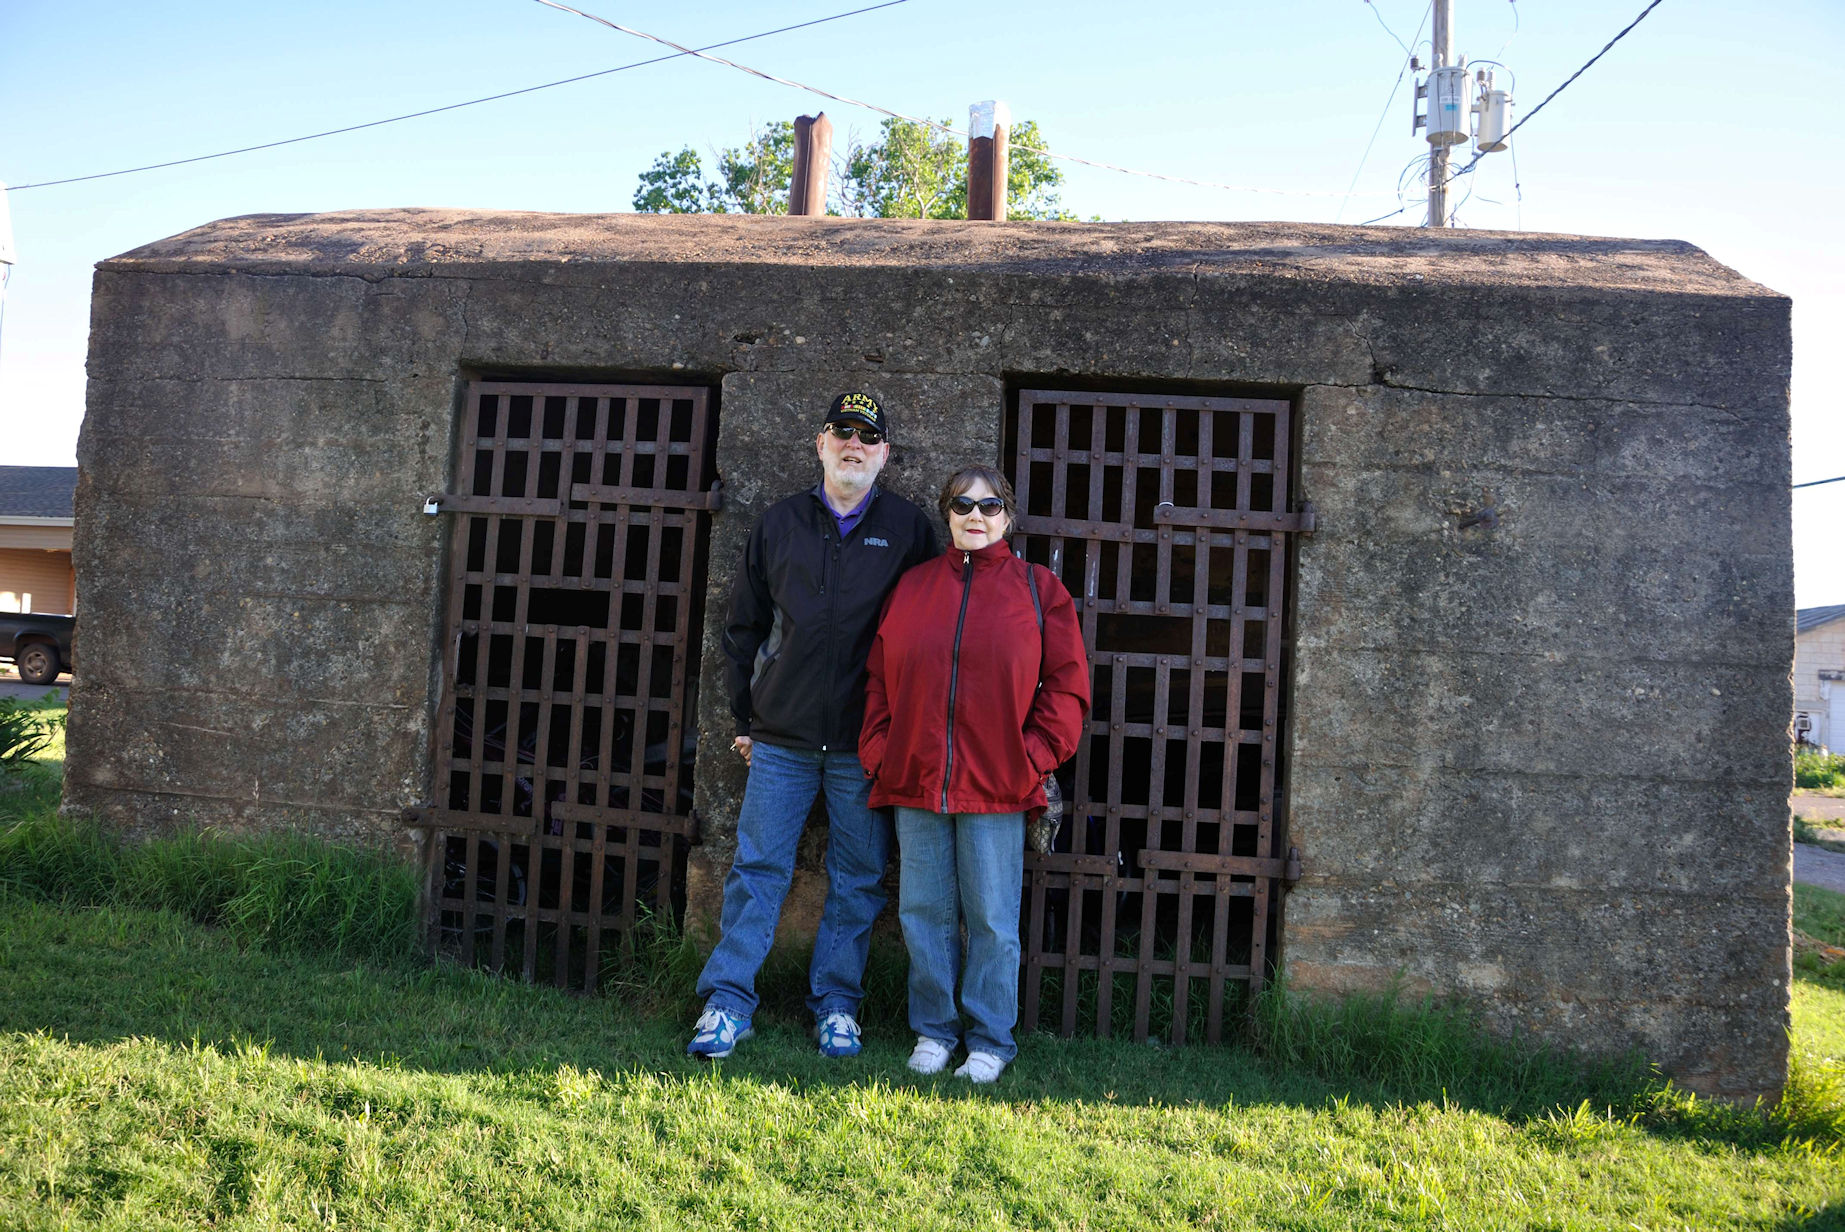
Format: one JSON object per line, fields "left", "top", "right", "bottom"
{"left": 688, "top": 391, "right": 940, "bottom": 1059}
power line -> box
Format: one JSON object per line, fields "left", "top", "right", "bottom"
{"left": 1364, "top": 0, "right": 1419, "bottom": 59}
{"left": 1444, "top": 0, "right": 1667, "bottom": 188}
{"left": 1337, "top": 2, "right": 1433, "bottom": 223}
{"left": 4, "top": 0, "right": 911, "bottom": 192}
{"left": 532, "top": 0, "right": 1389, "bottom": 200}
{"left": 1795, "top": 475, "right": 1845, "bottom": 490}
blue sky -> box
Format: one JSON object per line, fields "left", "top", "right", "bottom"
{"left": 3, "top": 0, "right": 1840, "bottom": 604}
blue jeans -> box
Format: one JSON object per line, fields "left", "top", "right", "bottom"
{"left": 895, "top": 807, "right": 1024, "bottom": 1063}
{"left": 696, "top": 741, "right": 893, "bottom": 1020}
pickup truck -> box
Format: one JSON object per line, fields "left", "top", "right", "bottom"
{"left": 0, "top": 612, "right": 75, "bottom": 685}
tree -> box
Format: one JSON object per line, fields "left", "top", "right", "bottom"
{"left": 633, "top": 116, "right": 1075, "bottom": 220}
{"left": 715, "top": 122, "right": 796, "bottom": 215}
{"left": 837, "top": 118, "right": 964, "bottom": 219}
{"left": 632, "top": 147, "right": 725, "bottom": 214}
{"left": 1003, "top": 121, "right": 1076, "bottom": 221}
{"left": 630, "top": 123, "right": 794, "bottom": 215}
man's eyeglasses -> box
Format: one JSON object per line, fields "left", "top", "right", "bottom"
{"left": 948, "top": 495, "right": 1007, "bottom": 517}
{"left": 825, "top": 422, "right": 884, "bottom": 446}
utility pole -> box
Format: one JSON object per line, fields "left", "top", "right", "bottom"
{"left": 1427, "top": 0, "right": 1453, "bottom": 228}
{"left": 788, "top": 113, "right": 833, "bottom": 216}
{"left": 1408, "top": 0, "right": 1512, "bottom": 229}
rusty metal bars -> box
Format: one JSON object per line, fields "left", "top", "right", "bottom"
{"left": 1011, "top": 389, "right": 1297, "bottom": 1045}
{"left": 424, "top": 382, "right": 715, "bottom": 992}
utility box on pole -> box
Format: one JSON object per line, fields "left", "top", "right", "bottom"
{"left": 1426, "top": 65, "right": 1471, "bottom": 147}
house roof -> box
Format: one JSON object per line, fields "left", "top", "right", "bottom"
{"left": 0, "top": 466, "right": 77, "bottom": 520}
{"left": 1797, "top": 604, "right": 1845, "bottom": 634}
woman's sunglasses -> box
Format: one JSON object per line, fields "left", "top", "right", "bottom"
{"left": 948, "top": 495, "right": 1007, "bottom": 517}
{"left": 825, "top": 422, "right": 884, "bottom": 446}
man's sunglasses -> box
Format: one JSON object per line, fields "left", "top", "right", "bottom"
{"left": 825, "top": 422, "right": 884, "bottom": 446}
{"left": 948, "top": 495, "right": 1007, "bottom": 517}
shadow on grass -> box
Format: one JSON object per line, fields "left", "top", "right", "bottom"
{"left": 0, "top": 890, "right": 1324, "bottom": 1109}
{"left": 2, "top": 797, "right": 1839, "bottom": 1151}
{"left": 7, "top": 888, "right": 1836, "bottom": 1160}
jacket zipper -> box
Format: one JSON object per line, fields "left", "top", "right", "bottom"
{"left": 830, "top": 538, "right": 845, "bottom": 752}
{"left": 941, "top": 551, "right": 974, "bottom": 812}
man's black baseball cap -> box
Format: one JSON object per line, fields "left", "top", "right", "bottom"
{"left": 824, "top": 391, "right": 888, "bottom": 439}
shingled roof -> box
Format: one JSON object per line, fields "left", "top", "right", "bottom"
{"left": 1798, "top": 604, "right": 1845, "bottom": 634}
{"left": 0, "top": 466, "right": 77, "bottom": 520}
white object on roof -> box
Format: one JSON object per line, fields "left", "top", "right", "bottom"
{"left": 969, "top": 100, "right": 1011, "bottom": 140}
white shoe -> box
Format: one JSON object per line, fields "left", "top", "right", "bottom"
{"left": 954, "top": 1051, "right": 1005, "bottom": 1084}
{"left": 907, "top": 1036, "right": 953, "bottom": 1076}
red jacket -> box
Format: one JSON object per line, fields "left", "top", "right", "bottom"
{"left": 860, "top": 540, "right": 1090, "bottom": 816}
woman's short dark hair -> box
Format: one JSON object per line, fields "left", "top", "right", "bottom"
{"left": 937, "top": 465, "right": 1017, "bottom": 534}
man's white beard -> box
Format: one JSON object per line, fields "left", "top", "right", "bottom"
{"left": 824, "top": 457, "right": 879, "bottom": 495}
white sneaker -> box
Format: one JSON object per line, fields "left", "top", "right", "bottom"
{"left": 954, "top": 1051, "right": 1005, "bottom": 1084}
{"left": 907, "top": 1036, "right": 953, "bottom": 1075}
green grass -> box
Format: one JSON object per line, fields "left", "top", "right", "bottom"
{"left": 3, "top": 894, "right": 1842, "bottom": 1231}
{"left": 0, "top": 690, "right": 65, "bottom": 768}
{"left": 2, "top": 729, "right": 1843, "bottom": 1230}
{"left": 1798, "top": 884, "right": 1845, "bottom": 950}
{"left": 0, "top": 794, "right": 419, "bottom": 967}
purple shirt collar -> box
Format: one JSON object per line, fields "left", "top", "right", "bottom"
{"left": 813, "top": 484, "right": 876, "bottom": 539}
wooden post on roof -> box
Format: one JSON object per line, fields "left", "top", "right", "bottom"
{"left": 789, "top": 113, "right": 833, "bottom": 216}
{"left": 966, "top": 100, "right": 1011, "bottom": 221}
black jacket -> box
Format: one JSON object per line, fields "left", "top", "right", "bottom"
{"left": 724, "top": 485, "right": 939, "bottom": 752}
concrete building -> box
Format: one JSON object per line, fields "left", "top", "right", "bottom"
{"left": 67, "top": 210, "right": 1793, "bottom": 1099}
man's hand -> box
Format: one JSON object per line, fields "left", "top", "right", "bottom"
{"left": 732, "top": 736, "right": 753, "bottom": 766}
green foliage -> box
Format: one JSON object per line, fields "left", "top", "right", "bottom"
{"left": 631, "top": 146, "right": 725, "bottom": 214}
{"left": 634, "top": 116, "right": 1073, "bottom": 219}
{"left": 839, "top": 117, "right": 964, "bottom": 218}
{"left": 1796, "top": 745, "right": 1845, "bottom": 789}
{"left": 1005, "top": 119, "right": 1077, "bottom": 220}
{"left": 0, "top": 694, "right": 64, "bottom": 771}
{"left": 715, "top": 120, "right": 795, "bottom": 215}
{"left": 0, "top": 808, "right": 418, "bottom": 964}
{"left": 632, "top": 122, "right": 795, "bottom": 215}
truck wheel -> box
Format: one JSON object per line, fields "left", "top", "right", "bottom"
{"left": 15, "top": 642, "right": 60, "bottom": 686}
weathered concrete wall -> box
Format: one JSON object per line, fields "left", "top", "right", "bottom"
{"left": 70, "top": 212, "right": 1792, "bottom": 1097}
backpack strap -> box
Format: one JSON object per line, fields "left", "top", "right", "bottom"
{"left": 1021, "top": 560, "right": 1047, "bottom": 688}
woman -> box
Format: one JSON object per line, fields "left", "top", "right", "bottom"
{"left": 859, "top": 465, "right": 1089, "bottom": 1083}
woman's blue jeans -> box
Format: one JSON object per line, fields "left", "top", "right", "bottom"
{"left": 695, "top": 741, "right": 892, "bottom": 1020}
{"left": 895, "top": 807, "right": 1024, "bottom": 1062}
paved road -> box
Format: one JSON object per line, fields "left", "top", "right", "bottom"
{"left": 1796, "top": 843, "right": 1845, "bottom": 894}
{"left": 0, "top": 680, "right": 68, "bottom": 703}
{"left": 1793, "top": 793, "right": 1845, "bottom": 823}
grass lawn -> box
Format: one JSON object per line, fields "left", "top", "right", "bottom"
{"left": 3, "top": 715, "right": 1842, "bottom": 1230}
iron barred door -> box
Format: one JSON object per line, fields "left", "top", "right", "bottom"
{"left": 1008, "top": 389, "right": 1308, "bottom": 1044}
{"left": 422, "top": 380, "right": 719, "bottom": 990}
